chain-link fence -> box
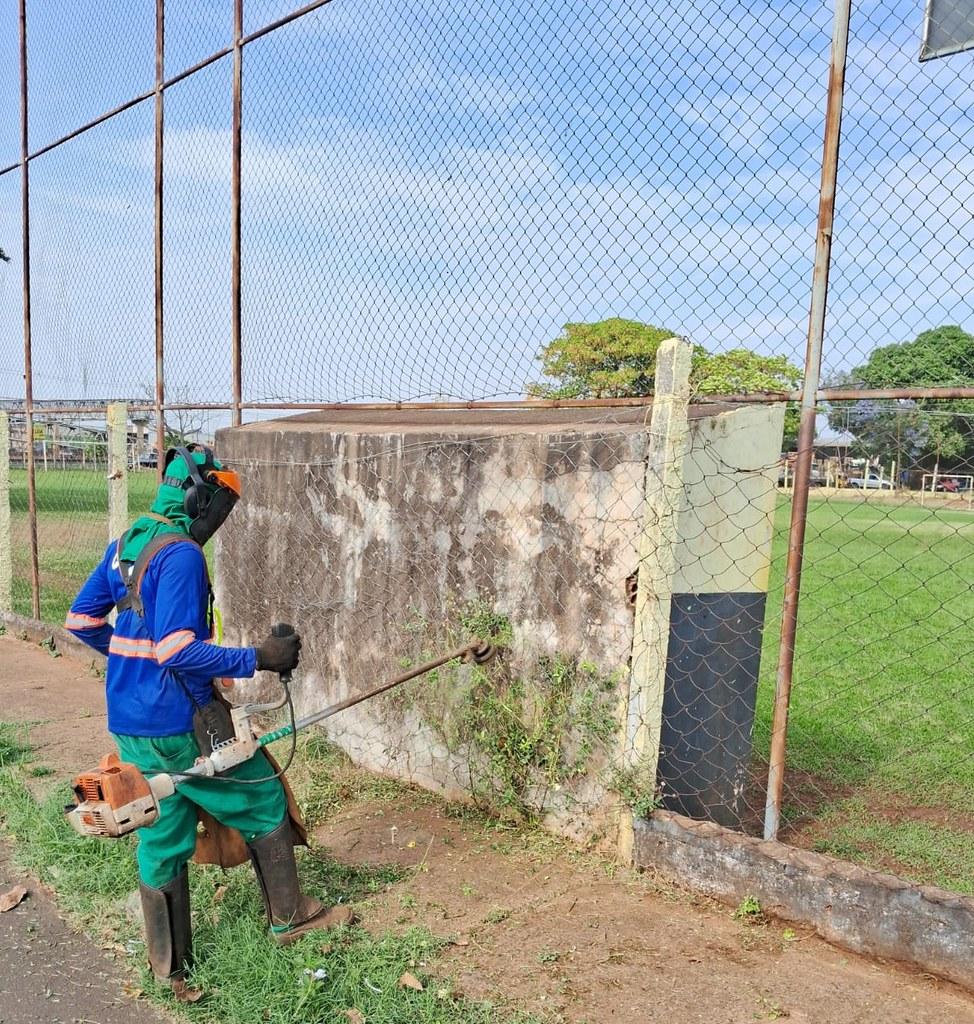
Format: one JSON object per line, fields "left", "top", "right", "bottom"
{"left": 765, "top": 401, "right": 974, "bottom": 891}
{"left": 2, "top": 0, "right": 974, "bottom": 894}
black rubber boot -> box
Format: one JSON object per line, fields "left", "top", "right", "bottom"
{"left": 139, "top": 867, "right": 192, "bottom": 985}
{"left": 247, "top": 818, "right": 355, "bottom": 945}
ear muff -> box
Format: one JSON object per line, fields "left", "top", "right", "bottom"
{"left": 165, "top": 445, "right": 215, "bottom": 519}
{"left": 162, "top": 446, "right": 240, "bottom": 544}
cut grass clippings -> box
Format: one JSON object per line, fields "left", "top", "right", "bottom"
{"left": 0, "top": 728, "right": 539, "bottom": 1024}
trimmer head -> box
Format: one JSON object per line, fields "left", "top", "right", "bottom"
{"left": 464, "top": 641, "right": 497, "bottom": 665}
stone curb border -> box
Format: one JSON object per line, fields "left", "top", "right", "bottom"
{"left": 1, "top": 612, "right": 106, "bottom": 670}
{"left": 633, "top": 810, "right": 973, "bottom": 990}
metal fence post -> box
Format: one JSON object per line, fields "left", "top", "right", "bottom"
{"left": 231, "top": 0, "right": 243, "bottom": 427}
{"left": 19, "top": 0, "right": 40, "bottom": 621}
{"left": 154, "top": 0, "right": 166, "bottom": 478}
{"left": 107, "top": 403, "right": 129, "bottom": 542}
{"left": 764, "top": 0, "right": 852, "bottom": 841}
{"left": 0, "top": 412, "right": 11, "bottom": 614}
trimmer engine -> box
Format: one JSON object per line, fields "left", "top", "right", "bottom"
{"left": 67, "top": 753, "right": 175, "bottom": 838}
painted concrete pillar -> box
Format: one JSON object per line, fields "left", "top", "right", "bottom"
{"left": 624, "top": 341, "right": 784, "bottom": 832}
{"left": 619, "top": 337, "right": 692, "bottom": 859}
{"left": 655, "top": 402, "right": 783, "bottom": 827}
{"left": 107, "top": 403, "right": 129, "bottom": 543}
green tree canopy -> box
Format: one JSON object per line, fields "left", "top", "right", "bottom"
{"left": 691, "top": 349, "right": 801, "bottom": 396}
{"left": 528, "top": 318, "right": 801, "bottom": 445}
{"left": 528, "top": 318, "right": 801, "bottom": 400}
{"left": 827, "top": 326, "right": 974, "bottom": 472}
{"left": 527, "top": 318, "right": 677, "bottom": 399}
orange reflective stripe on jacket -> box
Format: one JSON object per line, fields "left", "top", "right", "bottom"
{"left": 155, "top": 629, "right": 196, "bottom": 664}
{"left": 108, "top": 635, "right": 157, "bottom": 660}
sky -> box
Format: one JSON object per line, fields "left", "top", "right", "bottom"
{"left": 0, "top": 0, "right": 973, "bottom": 409}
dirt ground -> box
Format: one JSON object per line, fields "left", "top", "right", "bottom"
{"left": 0, "top": 842, "right": 172, "bottom": 1024}
{"left": 2, "top": 632, "right": 974, "bottom": 1024}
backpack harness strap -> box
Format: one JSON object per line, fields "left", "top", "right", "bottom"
{"left": 115, "top": 532, "right": 203, "bottom": 618}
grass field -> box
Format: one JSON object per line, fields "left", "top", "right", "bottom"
{"left": 6, "top": 470, "right": 974, "bottom": 890}
{"left": 9, "top": 469, "right": 157, "bottom": 623}
{"left": 755, "top": 497, "right": 974, "bottom": 891}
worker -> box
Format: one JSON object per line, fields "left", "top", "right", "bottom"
{"left": 65, "top": 445, "right": 352, "bottom": 994}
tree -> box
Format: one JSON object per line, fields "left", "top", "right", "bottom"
{"left": 527, "top": 319, "right": 678, "bottom": 399}
{"left": 139, "top": 385, "right": 210, "bottom": 452}
{"left": 690, "top": 349, "right": 801, "bottom": 397}
{"left": 827, "top": 326, "right": 974, "bottom": 475}
{"left": 528, "top": 318, "right": 801, "bottom": 445}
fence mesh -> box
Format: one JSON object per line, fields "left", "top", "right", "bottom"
{"left": 768, "top": 402, "right": 974, "bottom": 892}
{"left": 214, "top": 399, "right": 783, "bottom": 842}
{"left": 26, "top": 108, "right": 155, "bottom": 403}
{"left": 2, "top": 0, "right": 974, "bottom": 897}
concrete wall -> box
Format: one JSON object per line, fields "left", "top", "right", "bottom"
{"left": 215, "top": 390, "right": 784, "bottom": 840}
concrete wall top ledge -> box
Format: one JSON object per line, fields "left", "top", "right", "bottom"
{"left": 230, "top": 404, "right": 745, "bottom": 437}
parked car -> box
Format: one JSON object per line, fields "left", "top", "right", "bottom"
{"left": 777, "top": 461, "right": 826, "bottom": 486}
{"left": 137, "top": 449, "right": 160, "bottom": 469}
{"left": 848, "top": 471, "right": 893, "bottom": 490}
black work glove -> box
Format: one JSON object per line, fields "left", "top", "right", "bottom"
{"left": 255, "top": 630, "right": 302, "bottom": 673}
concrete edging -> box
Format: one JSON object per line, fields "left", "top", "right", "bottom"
{"left": 1, "top": 612, "right": 106, "bottom": 670}
{"left": 633, "top": 810, "right": 974, "bottom": 990}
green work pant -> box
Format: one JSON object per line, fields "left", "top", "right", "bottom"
{"left": 112, "top": 732, "right": 287, "bottom": 889}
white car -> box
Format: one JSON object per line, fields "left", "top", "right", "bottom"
{"left": 848, "top": 471, "right": 893, "bottom": 490}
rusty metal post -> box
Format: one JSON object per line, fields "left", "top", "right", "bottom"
{"left": 0, "top": 412, "right": 11, "bottom": 614}
{"left": 231, "top": 0, "right": 243, "bottom": 427}
{"left": 154, "top": 0, "right": 165, "bottom": 477}
{"left": 19, "top": 0, "right": 40, "bottom": 620}
{"left": 764, "top": 0, "right": 852, "bottom": 841}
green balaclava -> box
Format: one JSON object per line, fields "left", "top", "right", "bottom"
{"left": 119, "top": 450, "right": 218, "bottom": 563}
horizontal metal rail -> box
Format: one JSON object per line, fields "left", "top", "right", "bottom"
{"left": 0, "top": 0, "right": 337, "bottom": 178}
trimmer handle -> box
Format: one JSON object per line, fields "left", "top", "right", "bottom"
{"left": 272, "top": 622, "right": 296, "bottom": 684}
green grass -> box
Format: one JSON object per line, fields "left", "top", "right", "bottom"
{"left": 9, "top": 468, "right": 156, "bottom": 621}
{"left": 756, "top": 498, "right": 974, "bottom": 809}
{"left": 811, "top": 801, "right": 974, "bottom": 895}
{"left": 753, "top": 495, "right": 974, "bottom": 879}
{"left": 0, "top": 733, "right": 538, "bottom": 1024}
{"left": 0, "top": 721, "right": 31, "bottom": 768}
{"left": 9, "top": 467, "right": 158, "bottom": 515}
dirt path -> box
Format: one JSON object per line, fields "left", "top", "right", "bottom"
{"left": 2, "top": 633, "right": 973, "bottom": 1024}
{"left": 0, "top": 842, "right": 171, "bottom": 1024}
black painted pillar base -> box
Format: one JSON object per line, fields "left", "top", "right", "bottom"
{"left": 656, "top": 591, "right": 767, "bottom": 828}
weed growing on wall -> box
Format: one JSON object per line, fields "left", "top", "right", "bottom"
{"left": 390, "top": 600, "right": 624, "bottom": 820}
{"left": 608, "top": 763, "right": 659, "bottom": 820}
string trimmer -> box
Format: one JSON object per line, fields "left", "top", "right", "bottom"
{"left": 65, "top": 626, "right": 494, "bottom": 839}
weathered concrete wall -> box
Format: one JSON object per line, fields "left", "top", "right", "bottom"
{"left": 217, "top": 409, "right": 651, "bottom": 836}
{"left": 215, "top": 401, "right": 783, "bottom": 839}
{"left": 634, "top": 811, "right": 974, "bottom": 991}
